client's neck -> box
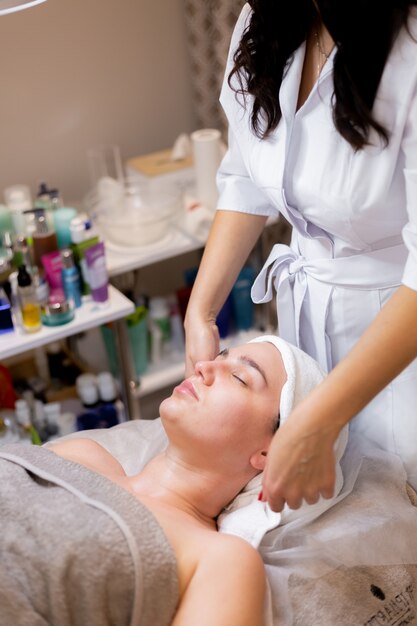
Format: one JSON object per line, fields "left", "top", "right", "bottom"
{"left": 129, "top": 449, "right": 253, "bottom": 527}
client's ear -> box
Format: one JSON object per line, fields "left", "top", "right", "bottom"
{"left": 249, "top": 448, "right": 268, "bottom": 471}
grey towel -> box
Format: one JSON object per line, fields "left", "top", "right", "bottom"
{"left": 0, "top": 443, "right": 179, "bottom": 626}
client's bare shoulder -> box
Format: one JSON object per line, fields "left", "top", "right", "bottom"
{"left": 174, "top": 531, "right": 266, "bottom": 626}
{"left": 49, "top": 438, "right": 126, "bottom": 478}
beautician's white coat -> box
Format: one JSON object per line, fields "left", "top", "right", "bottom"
{"left": 217, "top": 4, "right": 417, "bottom": 488}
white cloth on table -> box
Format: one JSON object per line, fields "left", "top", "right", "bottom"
{"left": 216, "top": 3, "right": 417, "bottom": 489}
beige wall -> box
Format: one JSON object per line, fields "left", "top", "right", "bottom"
{"left": 0, "top": 0, "right": 196, "bottom": 205}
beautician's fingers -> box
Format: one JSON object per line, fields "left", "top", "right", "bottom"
{"left": 184, "top": 321, "right": 220, "bottom": 377}
{"left": 261, "top": 415, "right": 338, "bottom": 512}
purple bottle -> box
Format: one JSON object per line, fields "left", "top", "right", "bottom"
{"left": 84, "top": 242, "right": 108, "bottom": 303}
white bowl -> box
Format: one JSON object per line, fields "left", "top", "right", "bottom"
{"left": 85, "top": 179, "right": 184, "bottom": 247}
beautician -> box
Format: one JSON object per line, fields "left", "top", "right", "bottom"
{"left": 184, "top": 0, "right": 417, "bottom": 512}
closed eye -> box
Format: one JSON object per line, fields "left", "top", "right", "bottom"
{"left": 233, "top": 374, "right": 247, "bottom": 386}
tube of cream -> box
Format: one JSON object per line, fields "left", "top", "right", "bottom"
{"left": 41, "top": 250, "right": 63, "bottom": 290}
{"left": 84, "top": 242, "right": 108, "bottom": 303}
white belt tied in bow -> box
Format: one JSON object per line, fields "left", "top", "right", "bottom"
{"left": 251, "top": 242, "right": 407, "bottom": 371}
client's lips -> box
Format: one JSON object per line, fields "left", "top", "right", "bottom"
{"left": 175, "top": 379, "right": 198, "bottom": 400}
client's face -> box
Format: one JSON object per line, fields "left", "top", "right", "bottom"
{"left": 160, "top": 342, "right": 286, "bottom": 474}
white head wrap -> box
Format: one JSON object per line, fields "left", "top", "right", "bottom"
{"left": 250, "top": 334, "right": 329, "bottom": 428}
{"left": 218, "top": 335, "right": 349, "bottom": 546}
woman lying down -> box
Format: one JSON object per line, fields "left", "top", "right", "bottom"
{"left": 0, "top": 336, "right": 346, "bottom": 626}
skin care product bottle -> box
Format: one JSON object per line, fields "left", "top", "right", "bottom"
{"left": 17, "top": 264, "right": 41, "bottom": 333}
{"left": 61, "top": 248, "right": 82, "bottom": 308}
{"left": 84, "top": 242, "right": 108, "bottom": 304}
{"left": 32, "top": 214, "right": 58, "bottom": 269}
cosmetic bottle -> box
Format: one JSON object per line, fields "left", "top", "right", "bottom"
{"left": 70, "top": 216, "right": 99, "bottom": 295}
{"left": 53, "top": 206, "right": 77, "bottom": 249}
{"left": 13, "top": 236, "right": 33, "bottom": 273}
{"left": 4, "top": 185, "right": 32, "bottom": 236}
{"left": 35, "top": 182, "right": 63, "bottom": 228}
{"left": 32, "top": 214, "right": 58, "bottom": 269}
{"left": 61, "top": 248, "right": 82, "bottom": 308}
{"left": 32, "top": 267, "right": 50, "bottom": 307}
{"left": 169, "top": 298, "right": 185, "bottom": 353}
{"left": 8, "top": 271, "right": 22, "bottom": 329}
{"left": 75, "top": 377, "right": 103, "bottom": 431}
{"left": 97, "top": 372, "right": 120, "bottom": 428}
{"left": 1, "top": 231, "right": 14, "bottom": 264}
{"left": 127, "top": 302, "right": 149, "bottom": 376}
{"left": 0, "top": 410, "right": 20, "bottom": 444}
{"left": 0, "top": 204, "right": 14, "bottom": 234}
{"left": 0, "top": 287, "right": 14, "bottom": 335}
{"left": 84, "top": 242, "right": 108, "bottom": 304}
{"left": 49, "top": 187, "right": 63, "bottom": 212}
{"left": 14, "top": 399, "right": 42, "bottom": 445}
{"left": 231, "top": 266, "right": 256, "bottom": 331}
{"left": 149, "top": 297, "right": 171, "bottom": 362}
{"left": 17, "top": 264, "right": 41, "bottom": 333}
{"left": 0, "top": 411, "right": 20, "bottom": 445}
{"left": 35, "top": 182, "right": 53, "bottom": 212}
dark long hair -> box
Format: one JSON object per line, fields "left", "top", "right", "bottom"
{"left": 229, "top": 0, "right": 416, "bottom": 149}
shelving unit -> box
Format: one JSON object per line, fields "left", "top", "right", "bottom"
{"left": 0, "top": 286, "right": 134, "bottom": 361}
{"left": 105, "top": 214, "right": 211, "bottom": 277}
{"left": 1, "top": 205, "right": 278, "bottom": 420}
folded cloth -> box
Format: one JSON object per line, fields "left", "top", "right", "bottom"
{"left": 218, "top": 334, "right": 348, "bottom": 547}
{"left": 0, "top": 443, "right": 178, "bottom": 626}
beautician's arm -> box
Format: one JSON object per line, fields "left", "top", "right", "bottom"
{"left": 263, "top": 284, "right": 417, "bottom": 512}
{"left": 172, "top": 535, "right": 266, "bottom": 626}
{"left": 184, "top": 209, "right": 267, "bottom": 376}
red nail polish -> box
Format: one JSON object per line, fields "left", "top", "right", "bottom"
{"left": 258, "top": 490, "right": 263, "bottom": 501}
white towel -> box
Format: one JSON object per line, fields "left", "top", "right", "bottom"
{"left": 218, "top": 335, "right": 348, "bottom": 547}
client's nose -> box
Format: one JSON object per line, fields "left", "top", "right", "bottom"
{"left": 194, "top": 360, "right": 216, "bottom": 385}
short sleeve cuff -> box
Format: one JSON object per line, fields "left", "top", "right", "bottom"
{"left": 216, "top": 175, "right": 277, "bottom": 217}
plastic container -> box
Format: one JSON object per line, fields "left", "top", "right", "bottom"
{"left": 0, "top": 205, "right": 13, "bottom": 234}
{"left": 231, "top": 266, "right": 256, "bottom": 331}
{"left": 216, "top": 295, "right": 233, "bottom": 339}
{"left": 4, "top": 185, "right": 32, "bottom": 236}
{"left": 61, "top": 248, "right": 82, "bottom": 308}
{"left": 53, "top": 207, "right": 77, "bottom": 248}
{"left": 41, "top": 300, "right": 74, "bottom": 326}
{"left": 84, "top": 242, "right": 108, "bottom": 303}
{"left": 127, "top": 305, "right": 148, "bottom": 375}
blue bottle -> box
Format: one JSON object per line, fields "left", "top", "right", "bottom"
{"left": 61, "top": 248, "right": 82, "bottom": 308}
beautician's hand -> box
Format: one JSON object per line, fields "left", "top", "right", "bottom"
{"left": 184, "top": 315, "right": 220, "bottom": 377}
{"left": 261, "top": 409, "right": 340, "bottom": 511}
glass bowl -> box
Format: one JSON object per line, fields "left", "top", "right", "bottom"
{"left": 85, "top": 178, "right": 184, "bottom": 247}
